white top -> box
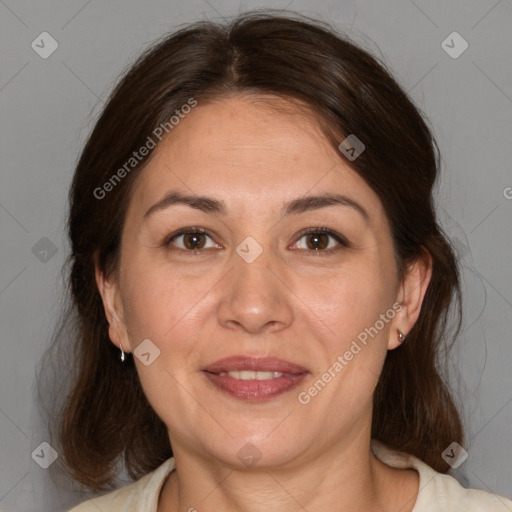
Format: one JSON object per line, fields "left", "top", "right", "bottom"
{"left": 68, "top": 439, "right": 512, "bottom": 511}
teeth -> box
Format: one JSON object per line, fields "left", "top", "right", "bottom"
{"left": 217, "top": 370, "right": 284, "bottom": 380}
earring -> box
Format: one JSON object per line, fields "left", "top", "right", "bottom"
{"left": 111, "top": 314, "right": 126, "bottom": 362}
{"left": 397, "top": 329, "right": 406, "bottom": 343}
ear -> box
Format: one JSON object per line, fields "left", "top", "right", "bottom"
{"left": 94, "top": 252, "right": 132, "bottom": 353}
{"left": 388, "top": 247, "right": 433, "bottom": 350}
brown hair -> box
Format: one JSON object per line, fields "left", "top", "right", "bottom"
{"left": 42, "top": 10, "right": 464, "bottom": 492}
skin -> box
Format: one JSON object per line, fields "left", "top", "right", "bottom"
{"left": 96, "top": 94, "right": 432, "bottom": 512}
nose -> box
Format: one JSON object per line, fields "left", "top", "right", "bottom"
{"left": 216, "top": 248, "right": 294, "bottom": 335}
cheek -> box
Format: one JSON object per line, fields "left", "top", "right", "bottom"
{"left": 120, "top": 251, "right": 213, "bottom": 341}
{"left": 296, "top": 267, "right": 393, "bottom": 408}
{"left": 121, "top": 268, "right": 206, "bottom": 429}
{"left": 294, "top": 256, "right": 393, "bottom": 347}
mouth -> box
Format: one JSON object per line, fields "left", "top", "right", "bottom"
{"left": 202, "top": 356, "right": 309, "bottom": 402}
{"left": 216, "top": 370, "right": 288, "bottom": 380}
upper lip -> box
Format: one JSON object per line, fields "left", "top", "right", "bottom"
{"left": 202, "top": 356, "right": 309, "bottom": 374}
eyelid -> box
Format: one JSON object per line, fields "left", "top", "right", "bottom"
{"left": 291, "top": 227, "right": 351, "bottom": 252}
{"left": 164, "top": 226, "right": 351, "bottom": 253}
{"left": 164, "top": 227, "right": 220, "bottom": 250}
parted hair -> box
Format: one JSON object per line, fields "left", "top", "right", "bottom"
{"left": 42, "top": 10, "right": 464, "bottom": 492}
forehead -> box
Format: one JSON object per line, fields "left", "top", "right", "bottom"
{"left": 126, "top": 94, "right": 385, "bottom": 224}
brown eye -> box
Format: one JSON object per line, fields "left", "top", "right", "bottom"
{"left": 182, "top": 232, "right": 207, "bottom": 250}
{"left": 165, "top": 228, "right": 218, "bottom": 251}
{"left": 293, "top": 228, "right": 350, "bottom": 253}
{"left": 305, "top": 232, "right": 329, "bottom": 250}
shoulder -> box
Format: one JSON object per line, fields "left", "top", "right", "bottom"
{"left": 67, "top": 458, "right": 176, "bottom": 512}
{"left": 371, "top": 439, "right": 512, "bottom": 512}
{"left": 422, "top": 471, "right": 512, "bottom": 511}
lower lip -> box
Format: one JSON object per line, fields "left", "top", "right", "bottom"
{"left": 202, "top": 371, "right": 307, "bottom": 401}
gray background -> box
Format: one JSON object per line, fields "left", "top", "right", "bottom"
{"left": 1, "top": 0, "right": 511, "bottom": 510}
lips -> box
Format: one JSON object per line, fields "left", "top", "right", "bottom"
{"left": 202, "top": 356, "right": 309, "bottom": 401}
{"left": 203, "top": 356, "right": 308, "bottom": 375}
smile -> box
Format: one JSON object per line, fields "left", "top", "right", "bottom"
{"left": 202, "top": 356, "right": 309, "bottom": 401}
{"left": 217, "top": 370, "right": 285, "bottom": 380}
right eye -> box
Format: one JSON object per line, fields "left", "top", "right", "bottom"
{"left": 164, "top": 227, "right": 221, "bottom": 252}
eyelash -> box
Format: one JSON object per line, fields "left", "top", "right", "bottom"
{"left": 163, "top": 226, "right": 351, "bottom": 256}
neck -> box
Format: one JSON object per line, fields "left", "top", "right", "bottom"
{"left": 158, "top": 433, "right": 417, "bottom": 512}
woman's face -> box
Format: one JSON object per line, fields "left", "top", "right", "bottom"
{"left": 98, "top": 94, "right": 427, "bottom": 469}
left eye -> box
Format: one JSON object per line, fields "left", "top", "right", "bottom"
{"left": 292, "top": 228, "right": 348, "bottom": 252}
{"left": 164, "top": 227, "right": 349, "bottom": 253}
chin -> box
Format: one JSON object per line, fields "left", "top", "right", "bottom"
{"left": 195, "top": 425, "right": 307, "bottom": 471}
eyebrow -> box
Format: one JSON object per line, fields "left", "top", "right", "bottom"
{"left": 144, "top": 190, "right": 370, "bottom": 224}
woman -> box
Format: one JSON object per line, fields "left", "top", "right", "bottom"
{"left": 50, "top": 10, "right": 512, "bottom": 512}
